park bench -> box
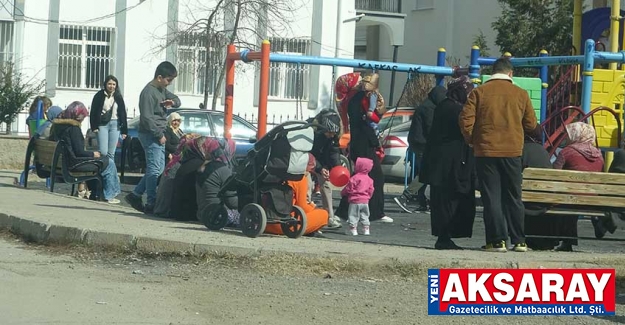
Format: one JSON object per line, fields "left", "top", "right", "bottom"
{"left": 522, "top": 167, "right": 625, "bottom": 241}
{"left": 22, "top": 137, "right": 105, "bottom": 199}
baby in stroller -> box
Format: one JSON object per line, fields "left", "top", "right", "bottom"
{"left": 211, "top": 121, "right": 315, "bottom": 238}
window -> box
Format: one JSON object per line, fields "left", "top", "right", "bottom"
{"left": 268, "top": 37, "right": 310, "bottom": 100}
{"left": 176, "top": 32, "right": 221, "bottom": 96}
{"left": 0, "top": 21, "right": 14, "bottom": 66}
{"left": 178, "top": 112, "right": 212, "bottom": 135}
{"left": 57, "top": 25, "right": 115, "bottom": 89}
{"left": 414, "top": 0, "right": 434, "bottom": 10}
{"left": 211, "top": 114, "right": 257, "bottom": 139}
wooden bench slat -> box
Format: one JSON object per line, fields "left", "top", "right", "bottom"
{"left": 523, "top": 167, "right": 625, "bottom": 185}
{"left": 544, "top": 209, "right": 606, "bottom": 217}
{"left": 523, "top": 191, "right": 625, "bottom": 208}
{"left": 523, "top": 180, "right": 625, "bottom": 197}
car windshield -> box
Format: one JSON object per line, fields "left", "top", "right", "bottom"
{"left": 211, "top": 114, "right": 257, "bottom": 139}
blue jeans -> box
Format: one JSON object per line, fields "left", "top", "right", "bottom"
{"left": 102, "top": 157, "right": 121, "bottom": 200}
{"left": 133, "top": 132, "right": 165, "bottom": 206}
{"left": 97, "top": 119, "right": 120, "bottom": 160}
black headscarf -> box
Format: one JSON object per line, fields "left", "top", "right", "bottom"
{"left": 446, "top": 76, "right": 474, "bottom": 105}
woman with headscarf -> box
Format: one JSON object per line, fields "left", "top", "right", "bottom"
{"left": 35, "top": 106, "right": 63, "bottom": 139}
{"left": 196, "top": 137, "right": 239, "bottom": 227}
{"left": 49, "top": 101, "right": 121, "bottom": 203}
{"left": 168, "top": 135, "right": 220, "bottom": 221}
{"left": 335, "top": 74, "right": 391, "bottom": 223}
{"left": 265, "top": 154, "right": 329, "bottom": 236}
{"left": 154, "top": 133, "right": 199, "bottom": 219}
{"left": 165, "top": 112, "right": 184, "bottom": 165}
{"left": 420, "top": 76, "right": 476, "bottom": 250}
{"left": 551, "top": 122, "right": 604, "bottom": 251}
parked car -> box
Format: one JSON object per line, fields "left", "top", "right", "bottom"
{"left": 378, "top": 106, "right": 414, "bottom": 131}
{"left": 379, "top": 120, "right": 415, "bottom": 181}
{"left": 87, "top": 108, "right": 258, "bottom": 172}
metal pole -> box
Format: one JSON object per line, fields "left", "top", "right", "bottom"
{"left": 469, "top": 45, "right": 480, "bottom": 85}
{"left": 539, "top": 50, "right": 548, "bottom": 124}
{"left": 258, "top": 40, "right": 270, "bottom": 138}
{"left": 436, "top": 48, "right": 446, "bottom": 86}
{"left": 388, "top": 45, "right": 399, "bottom": 105}
{"left": 581, "top": 39, "right": 595, "bottom": 115}
{"left": 224, "top": 44, "right": 236, "bottom": 140}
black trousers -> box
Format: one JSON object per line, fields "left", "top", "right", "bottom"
{"left": 475, "top": 157, "right": 525, "bottom": 245}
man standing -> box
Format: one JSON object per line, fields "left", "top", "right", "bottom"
{"left": 459, "top": 58, "right": 538, "bottom": 253}
{"left": 125, "top": 61, "right": 181, "bottom": 214}
{"left": 393, "top": 85, "right": 446, "bottom": 213}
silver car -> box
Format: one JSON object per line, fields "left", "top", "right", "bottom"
{"left": 379, "top": 121, "right": 417, "bottom": 181}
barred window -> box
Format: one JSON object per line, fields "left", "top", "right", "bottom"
{"left": 0, "top": 21, "right": 14, "bottom": 66}
{"left": 176, "top": 32, "right": 221, "bottom": 96}
{"left": 268, "top": 37, "right": 310, "bottom": 100}
{"left": 57, "top": 25, "right": 115, "bottom": 89}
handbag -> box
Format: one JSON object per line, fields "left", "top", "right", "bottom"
{"left": 100, "top": 106, "right": 114, "bottom": 125}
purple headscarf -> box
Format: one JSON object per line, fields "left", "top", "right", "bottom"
{"left": 446, "top": 76, "right": 474, "bottom": 105}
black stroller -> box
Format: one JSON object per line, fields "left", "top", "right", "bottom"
{"left": 206, "top": 121, "right": 315, "bottom": 238}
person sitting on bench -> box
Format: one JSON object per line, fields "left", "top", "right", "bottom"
{"left": 551, "top": 122, "right": 604, "bottom": 251}
{"left": 49, "top": 101, "right": 121, "bottom": 204}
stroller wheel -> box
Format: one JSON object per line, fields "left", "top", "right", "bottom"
{"left": 281, "top": 205, "right": 308, "bottom": 239}
{"left": 240, "top": 203, "right": 267, "bottom": 238}
{"left": 202, "top": 205, "right": 229, "bottom": 231}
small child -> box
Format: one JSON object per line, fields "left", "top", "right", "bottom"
{"left": 340, "top": 157, "right": 374, "bottom": 235}
{"left": 361, "top": 73, "right": 385, "bottom": 137}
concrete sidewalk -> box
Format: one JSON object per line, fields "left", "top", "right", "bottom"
{"left": 1, "top": 170, "right": 624, "bottom": 276}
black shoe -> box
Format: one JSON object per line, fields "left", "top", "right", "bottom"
{"left": 393, "top": 195, "right": 412, "bottom": 213}
{"left": 591, "top": 217, "right": 607, "bottom": 239}
{"left": 554, "top": 242, "right": 573, "bottom": 252}
{"left": 124, "top": 193, "right": 144, "bottom": 212}
{"left": 144, "top": 204, "right": 154, "bottom": 215}
{"left": 435, "top": 238, "right": 462, "bottom": 250}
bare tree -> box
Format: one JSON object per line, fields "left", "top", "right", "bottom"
{"left": 151, "top": 0, "right": 303, "bottom": 110}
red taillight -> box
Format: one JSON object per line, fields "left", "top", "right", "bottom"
{"left": 382, "top": 135, "right": 407, "bottom": 149}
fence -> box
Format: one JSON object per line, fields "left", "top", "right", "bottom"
{"left": 0, "top": 108, "right": 311, "bottom": 137}
{"left": 236, "top": 112, "right": 314, "bottom": 129}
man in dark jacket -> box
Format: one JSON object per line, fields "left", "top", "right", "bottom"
{"left": 393, "top": 85, "right": 447, "bottom": 213}
{"left": 307, "top": 110, "right": 343, "bottom": 229}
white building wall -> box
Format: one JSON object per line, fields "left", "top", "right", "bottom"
{"left": 374, "top": 0, "right": 502, "bottom": 105}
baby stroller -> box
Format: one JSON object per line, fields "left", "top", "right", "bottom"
{"left": 208, "top": 121, "right": 314, "bottom": 238}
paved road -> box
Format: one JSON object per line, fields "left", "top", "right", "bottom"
{"left": 0, "top": 237, "right": 623, "bottom": 325}
{"left": 19, "top": 173, "right": 625, "bottom": 254}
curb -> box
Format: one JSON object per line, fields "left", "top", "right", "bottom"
{"left": 3, "top": 211, "right": 625, "bottom": 279}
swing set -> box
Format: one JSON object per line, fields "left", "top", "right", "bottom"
{"left": 222, "top": 40, "right": 467, "bottom": 140}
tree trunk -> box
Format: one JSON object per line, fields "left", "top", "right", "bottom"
{"left": 211, "top": 0, "right": 242, "bottom": 111}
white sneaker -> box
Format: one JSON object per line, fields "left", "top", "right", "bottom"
{"left": 346, "top": 226, "right": 358, "bottom": 236}
{"left": 326, "top": 218, "right": 342, "bottom": 229}
{"left": 362, "top": 226, "right": 370, "bottom": 235}
{"left": 379, "top": 216, "right": 393, "bottom": 223}
{"left": 107, "top": 198, "right": 121, "bottom": 204}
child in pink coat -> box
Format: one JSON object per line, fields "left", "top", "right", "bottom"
{"left": 340, "top": 157, "right": 374, "bottom": 235}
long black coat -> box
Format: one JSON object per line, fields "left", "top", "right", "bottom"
{"left": 421, "top": 98, "right": 476, "bottom": 238}
{"left": 420, "top": 98, "right": 475, "bottom": 192}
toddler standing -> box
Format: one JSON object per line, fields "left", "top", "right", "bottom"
{"left": 340, "top": 157, "right": 374, "bottom": 235}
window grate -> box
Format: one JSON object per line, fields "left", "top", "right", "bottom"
{"left": 268, "top": 37, "right": 310, "bottom": 100}
{"left": 57, "top": 25, "right": 115, "bottom": 89}
{"left": 175, "top": 31, "right": 221, "bottom": 96}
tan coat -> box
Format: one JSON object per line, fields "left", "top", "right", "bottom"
{"left": 459, "top": 74, "right": 538, "bottom": 157}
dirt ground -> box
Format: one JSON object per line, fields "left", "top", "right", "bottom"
{"left": 0, "top": 232, "right": 623, "bottom": 325}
